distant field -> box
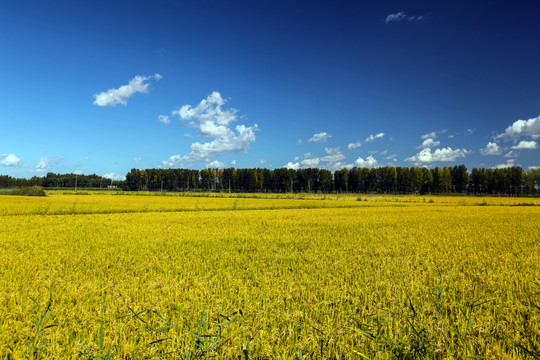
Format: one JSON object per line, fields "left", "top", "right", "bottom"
{"left": 0, "top": 193, "right": 538, "bottom": 359}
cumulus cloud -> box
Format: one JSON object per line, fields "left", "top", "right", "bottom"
{"left": 321, "top": 148, "right": 345, "bottom": 162}
{"left": 284, "top": 157, "right": 321, "bottom": 170}
{"left": 493, "top": 159, "right": 516, "bottom": 169}
{"left": 93, "top": 74, "right": 162, "bottom": 107}
{"left": 162, "top": 92, "right": 258, "bottom": 167}
{"left": 103, "top": 173, "right": 126, "bottom": 181}
{"left": 364, "top": 132, "right": 385, "bottom": 143}
{"left": 405, "top": 147, "right": 470, "bottom": 165}
{"left": 33, "top": 156, "right": 66, "bottom": 173}
{"left": 421, "top": 131, "right": 437, "bottom": 140}
{"left": 284, "top": 148, "right": 347, "bottom": 170}
{"left": 511, "top": 140, "right": 538, "bottom": 150}
{"left": 421, "top": 129, "right": 446, "bottom": 140}
{"left": 206, "top": 160, "right": 226, "bottom": 168}
{"left": 308, "top": 132, "right": 331, "bottom": 143}
{"left": 1, "top": 154, "right": 22, "bottom": 167}
{"left": 103, "top": 172, "right": 126, "bottom": 181}
{"left": 496, "top": 115, "right": 540, "bottom": 140}
{"left": 347, "top": 141, "right": 362, "bottom": 150}
{"left": 285, "top": 150, "right": 379, "bottom": 171}
{"left": 385, "top": 11, "right": 424, "bottom": 24}
{"left": 417, "top": 138, "right": 440, "bottom": 149}
{"left": 34, "top": 158, "right": 50, "bottom": 172}
{"left": 134, "top": 157, "right": 143, "bottom": 162}
{"left": 354, "top": 155, "right": 378, "bottom": 168}
{"left": 158, "top": 115, "right": 171, "bottom": 124}
{"left": 480, "top": 142, "right": 502, "bottom": 156}
{"left": 529, "top": 166, "right": 539, "bottom": 170}
{"left": 504, "top": 151, "right": 518, "bottom": 158}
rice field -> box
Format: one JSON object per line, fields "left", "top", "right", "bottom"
{"left": 0, "top": 193, "right": 538, "bottom": 359}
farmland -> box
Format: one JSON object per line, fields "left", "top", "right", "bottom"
{"left": 0, "top": 193, "right": 539, "bottom": 359}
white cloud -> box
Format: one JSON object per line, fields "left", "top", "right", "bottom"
{"left": 448, "top": 135, "right": 455, "bottom": 139}
{"left": 103, "top": 172, "right": 126, "bottom": 181}
{"left": 380, "top": 149, "right": 388, "bottom": 155}
{"left": 321, "top": 148, "right": 345, "bottom": 163}
{"left": 93, "top": 74, "right": 162, "bottom": 107}
{"left": 417, "top": 138, "right": 440, "bottom": 149}
{"left": 529, "top": 166, "right": 539, "bottom": 170}
{"left": 158, "top": 115, "right": 171, "bottom": 124}
{"left": 284, "top": 162, "right": 299, "bottom": 170}
{"left": 480, "top": 142, "right": 502, "bottom": 156}
{"left": 134, "top": 157, "right": 143, "bottom": 162}
{"left": 385, "top": 154, "right": 397, "bottom": 160}
{"left": 74, "top": 170, "right": 83, "bottom": 175}
{"left": 421, "top": 131, "right": 437, "bottom": 140}
{"left": 162, "top": 92, "right": 257, "bottom": 167}
{"left": 284, "top": 148, "right": 347, "bottom": 170}
{"left": 1, "top": 154, "right": 22, "bottom": 167}
{"left": 364, "top": 132, "right": 385, "bottom": 143}
{"left": 511, "top": 140, "right": 538, "bottom": 150}
{"left": 354, "top": 155, "right": 378, "bottom": 168}
{"left": 385, "top": 11, "right": 424, "bottom": 24}
{"left": 34, "top": 157, "right": 50, "bottom": 172}
{"left": 326, "top": 162, "right": 353, "bottom": 172}
{"left": 308, "top": 132, "right": 331, "bottom": 143}
{"left": 32, "top": 156, "right": 66, "bottom": 173}
{"left": 206, "top": 160, "right": 226, "bottom": 168}
{"left": 300, "top": 158, "right": 321, "bottom": 167}
{"left": 493, "top": 159, "right": 516, "bottom": 169}
{"left": 255, "top": 159, "right": 268, "bottom": 166}
{"left": 504, "top": 151, "right": 518, "bottom": 158}
{"left": 347, "top": 141, "right": 362, "bottom": 150}
{"left": 324, "top": 147, "right": 339, "bottom": 154}
{"left": 496, "top": 115, "right": 540, "bottom": 140}
{"left": 405, "top": 147, "right": 470, "bottom": 165}
{"left": 421, "top": 129, "right": 446, "bottom": 140}
{"left": 284, "top": 157, "right": 321, "bottom": 170}
{"left": 231, "top": 160, "right": 236, "bottom": 166}
{"left": 297, "top": 139, "right": 303, "bottom": 144}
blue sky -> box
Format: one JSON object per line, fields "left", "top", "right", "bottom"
{"left": 1, "top": 1, "right": 539, "bottom": 180}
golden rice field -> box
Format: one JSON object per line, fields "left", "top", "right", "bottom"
{"left": 0, "top": 193, "right": 539, "bottom": 359}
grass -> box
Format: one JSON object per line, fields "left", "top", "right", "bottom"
{"left": 0, "top": 194, "right": 538, "bottom": 358}
{"left": 0, "top": 186, "right": 46, "bottom": 197}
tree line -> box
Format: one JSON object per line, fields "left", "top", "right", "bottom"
{"left": 2, "top": 166, "right": 539, "bottom": 195}
{"left": 124, "top": 165, "right": 540, "bottom": 195}
{"left": 0, "top": 172, "right": 121, "bottom": 189}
